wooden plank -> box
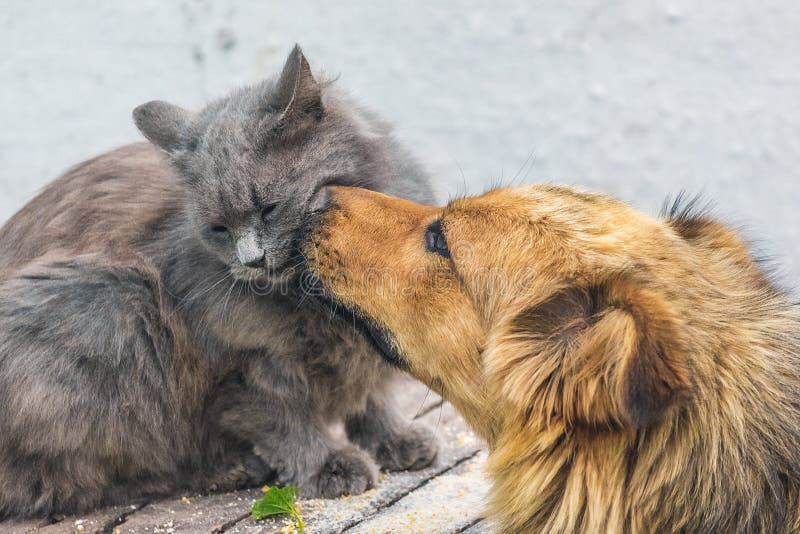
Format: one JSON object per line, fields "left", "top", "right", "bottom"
{"left": 228, "top": 402, "right": 484, "bottom": 533}
{"left": 3, "top": 517, "right": 60, "bottom": 534}
{"left": 342, "top": 451, "right": 489, "bottom": 534}
{"left": 461, "top": 519, "right": 497, "bottom": 533}
{"left": 37, "top": 503, "right": 146, "bottom": 534}
{"left": 115, "top": 490, "right": 260, "bottom": 534}
{"left": 1, "top": 503, "right": 146, "bottom": 534}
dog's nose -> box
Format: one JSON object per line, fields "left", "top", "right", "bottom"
{"left": 236, "top": 231, "right": 266, "bottom": 268}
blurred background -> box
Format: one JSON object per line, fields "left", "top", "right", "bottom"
{"left": 2, "top": 1, "right": 799, "bottom": 286}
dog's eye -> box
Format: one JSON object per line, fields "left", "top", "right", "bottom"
{"left": 211, "top": 225, "right": 229, "bottom": 235}
{"left": 425, "top": 220, "right": 450, "bottom": 258}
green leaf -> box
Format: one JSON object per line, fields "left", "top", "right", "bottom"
{"left": 252, "top": 486, "right": 298, "bottom": 520}
{"left": 252, "top": 486, "right": 305, "bottom": 532}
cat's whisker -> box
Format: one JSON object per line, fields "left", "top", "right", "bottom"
{"left": 179, "top": 267, "right": 230, "bottom": 299}
{"left": 411, "top": 386, "right": 432, "bottom": 422}
{"left": 171, "top": 273, "right": 232, "bottom": 323}
{"left": 283, "top": 261, "right": 307, "bottom": 278}
{"left": 196, "top": 276, "right": 234, "bottom": 326}
{"left": 510, "top": 145, "right": 537, "bottom": 187}
{"left": 329, "top": 300, "right": 341, "bottom": 322}
{"left": 433, "top": 401, "right": 444, "bottom": 440}
{"left": 294, "top": 279, "right": 316, "bottom": 311}
{"left": 174, "top": 269, "right": 232, "bottom": 311}
{"left": 290, "top": 246, "right": 310, "bottom": 263}
{"left": 294, "top": 288, "right": 310, "bottom": 311}
{"left": 450, "top": 154, "right": 467, "bottom": 194}
{"left": 229, "top": 280, "right": 246, "bottom": 322}
{"left": 289, "top": 248, "right": 316, "bottom": 310}
{"left": 178, "top": 280, "right": 226, "bottom": 311}
{"left": 217, "top": 279, "right": 239, "bottom": 324}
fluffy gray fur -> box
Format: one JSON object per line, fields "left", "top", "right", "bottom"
{"left": 0, "top": 45, "right": 437, "bottom": 518}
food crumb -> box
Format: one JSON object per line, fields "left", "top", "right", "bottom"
{"left": 457, "top": 432, "right": 475, "bottom": 446}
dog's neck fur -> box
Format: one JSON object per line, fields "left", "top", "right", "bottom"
{"left": 484, "top": 291, "right": 800, "bottom": 533}
{"left": 417, "top": 355, "right": 500, "bottom": 444}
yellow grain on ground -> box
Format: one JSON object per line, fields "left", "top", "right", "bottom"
{"left": 349, "top": 452, "right": 489, "bottom": 533}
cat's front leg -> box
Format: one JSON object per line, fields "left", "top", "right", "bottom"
{"left": 210, "top": 378, "right": 378, "bottom": 498}
{"left": 345, "top": 393, "right": 439, "bottom": 472}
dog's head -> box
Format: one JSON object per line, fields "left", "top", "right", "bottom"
{"left": 305, "top": 185, "right": 728, "bottom": 441}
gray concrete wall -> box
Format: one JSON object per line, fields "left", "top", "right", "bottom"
{"left": 2, "top": 1, "right": 799, "bottom": 285}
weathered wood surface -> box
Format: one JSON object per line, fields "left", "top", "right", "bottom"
{"left": 0, "top": 379, "right": 492, "bottom": 533}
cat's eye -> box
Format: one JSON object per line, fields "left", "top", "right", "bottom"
{"left": 211, "top": 225, "right": 229, "bottom": 234}
{"left": 424, "top": 220, "right": 450, "bottom": 258}
{"left": 261, "top": 203, "right": 278, "bottom": 223}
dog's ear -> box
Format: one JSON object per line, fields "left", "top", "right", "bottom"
{"left": 491, "top": 275, "right": 690, "bottom": 429}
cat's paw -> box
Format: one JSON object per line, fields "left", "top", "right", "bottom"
{"left": 374, "top": 421, "right": 439, "bottom": 472}
{"left": 307, "top": 446, "right": 378, "bottom": 498}
{"left": 206, "top": 452, "right": 272, "bottom": 493}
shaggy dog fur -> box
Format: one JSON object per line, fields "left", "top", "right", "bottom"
{"left": 304, "top": 184, "right": 800, "bottom": 533}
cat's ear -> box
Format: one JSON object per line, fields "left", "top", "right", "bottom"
{"left": 133, "top": 100, "right": 193, "bottom": 153}
{"left": 262, "top": 45, "right": 323, "bottom": 138}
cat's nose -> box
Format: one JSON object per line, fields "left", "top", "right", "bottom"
{"left": 236, "top": 232, "right": 266, "bottom": 268}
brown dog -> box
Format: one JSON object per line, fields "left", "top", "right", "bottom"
{"left": 305, "top": 184, "right": 800, "bottom": 533}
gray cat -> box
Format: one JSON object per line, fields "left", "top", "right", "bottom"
{"left": 0, "top": 45, "right": 437, "bottom": 519}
